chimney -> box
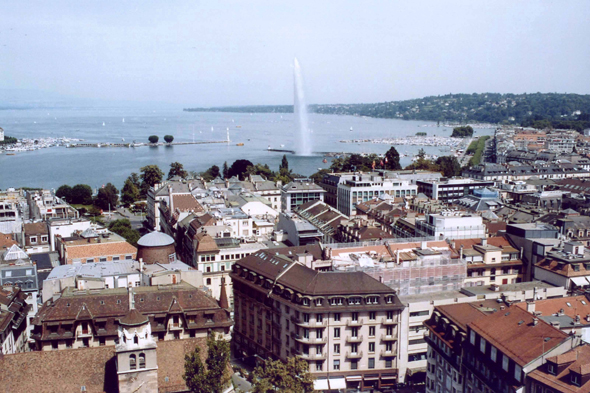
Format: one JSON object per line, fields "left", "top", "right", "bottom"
{"left": 460, "top": 245, "right": 464, "bottom": 260}
{"left": 550, "top": 321, "right": 560, "bottom": 329}
{"left": 396, "top": 250, "right": 400, "bottom": 264}
{"left": 168, "top": 186, "right": 174, "bottom": 211}
{"left": 421, "top": 241, "right": 428, "bottom": 249}
{"left": 575, "top": 314, "right": 581, "bottom": 324}
{"left": 481, "top": 238, "right": 487, "bottom": 246}
{"left": 533, "top": 317, "right": 539, "bottom": 326}
{"left": 526, "top": 301, "right": 535, "bottom": 313}
{"left": 128, "top": 287, "right": 135, "bottom": 310}
{"left": 139, "top": 258, "right": 144, "bottom": 273}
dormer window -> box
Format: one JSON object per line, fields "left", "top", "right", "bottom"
{"left": 302, "top": 298, "right": 310, "bottom": 306}
{"left": 315, "top": 299, "right": 323, "bottom": 307}
{"left": 571, "top": 372, "right": 581, "bottom": 387}
{"left": 547, "top": 363, "right": 555, "bottom": 375}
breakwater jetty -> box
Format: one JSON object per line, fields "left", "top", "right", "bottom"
{"left": 66, "top": 140, "right": 229, "bottom": 148}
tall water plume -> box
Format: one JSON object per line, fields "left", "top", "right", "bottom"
{"left": 293, "top": 58, "right": 312, "bottom": 155}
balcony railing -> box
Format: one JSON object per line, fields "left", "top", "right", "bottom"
{"left": 381, "top": 349, "right": 397, "bottom": 357}
{"left": 346, "top": 318, "right": 364, "bottom": 327}
{"left": 381, "top": 318, "right": 398, "bottom": 325}
{"left": 300, "top": 352, "right": 327, "bottom": 360}
{"left": 381, "top": 333, "right": 397, "bottom": 341}
{"left": 345, "top": 335, "right": 364, "bottom": 343}
{"left": 291, "top": 331, "right": 327, "bottom": 344}
{"left": 346, "top": 351, "right": 363, "bottom": 359}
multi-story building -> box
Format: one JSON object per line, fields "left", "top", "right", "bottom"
{"left": 47, "top": 217, "right": 93, "bottom": 251}
{"left": 26, "top": 189, "right": 78, "bottom": 220}
{"left": 417, "top": 178, "right": 495, "bottom": 203}
{"left": 146, "top": 180, "right": 192, "bottom": 230}
{"left": 336, "top": 173, "right": 417, "bottom": 216}
{"left": 534, "top": 241, "right": 590, "bottom": 291}
{"left": 31, "top": 282, "right": 232, "bottom": 351}
{"left": 231, "top": 249, "right": 405, "bottom": 390}
{"left": 281, "top": 178, "right": 326, "bottom": 213}
{"left": 22, "top": 222, "right": 50, "bottom": 254}
{"left": 0, "top": 286, "right": 31, "bottom": 354}
{"left": 295, "top": 200, "right": 348, "bottom": 244}
{"left": 415, "top": 212, "right": 486, "bottom": 239}
{"left": 463, "top": 305, "right": 579, "bottom": 393}
{"left": 424, "top": 302, "right": 496, "bottom": 393}
{"left": 527, "top": 345, "right": 590, "bottom": 393}
{"left": 453, "top": 237, "right": 524, "bottom": 287}
{"left": 55, "top": 228, "right": 137, "bottom": 265}
{"left": 277, "top": 212, "right": 324, "bottom": 247}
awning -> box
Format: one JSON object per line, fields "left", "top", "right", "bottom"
{"left": 315, "top": 379, "right": 345, "bottom": 390}
{"left": 570, "top": 276, "right": 590, "bottom": 286}
{"left": 346, "top": 375, "right": 363, "bottom": 382}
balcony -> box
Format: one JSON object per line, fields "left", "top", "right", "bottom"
{"left": 300, "top": 352, "right": 327, "bottom": 360}
{"left": 346, "top": 351, "right": 363, "bottom": 359}
{"left": 290, "top": 331, "right": 327, "bottom": 344}
{"left": 381, "top": 349, "right": 397, "bottom": 357}
{"left": 169, "top": 322, "right": 183, "bottom": 330}
{"left": 346, "top": 318, "right": 364, "bottom": 327}
{"left": 381, "top": 318, "right": 398, "bottom": 325}
{"left": 381, "top": 333, "right": 397, "bottom": 341}
{"left": 345, "top": 335, "right": 364, "bottom": 343}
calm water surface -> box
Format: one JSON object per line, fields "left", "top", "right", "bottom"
{"left": 0, "top": 105, "right": 493, "bottom": 190}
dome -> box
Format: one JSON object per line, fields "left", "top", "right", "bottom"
{"left": 137, "top": 231, "right": 174, "bottom": 247}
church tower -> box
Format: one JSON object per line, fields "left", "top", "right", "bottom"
{"left": 116, "top": 288, "right": 159, "bottom": 393}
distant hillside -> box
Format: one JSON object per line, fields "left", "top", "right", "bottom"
{"left": 185, "top": 93, "right": 590, "bottom": 130}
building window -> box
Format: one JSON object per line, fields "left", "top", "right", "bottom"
{"left": 514, "top": 364, "right": 522, "bottom": 382}
{"left": 351, "top": 360, "right": 358, "bottom": 370}
{"left": 502, "top": 354, "right": 509, "bottom": 371}
{"left": 315, "top": 361, "right": 323, "bottom": 371}
{"left": 352, "top": 312, "right": 358, "bottom": 321}
{"left": 41, "top": 235, "right": 48, "bottom": 242}
{"left": 206, "top": 278, "right": 212, "bottom": 285}
{"left": 480, "top": 338, "right": 486, "bottom": 353}
{"left": 571, "top": 373, "right": 581, "bottom": 386}
{"left": 333, "top": 359, "right": 340, "bottom": 370}
{"left": 52, "top": 341, "right": 58, "bottom": 349}
{"left": 369, "top": 311, "right": 376, "bottom": 320}
{"left": 303, "top": 298, "right": 310, "bottom": 306}
{"left": 547, "top": 363, "right": 555, "bottom": 375}
{"left": 129, "top": 354, "right": 137, "bottom": 370}
{"left": 303, "top": 313, "right": 310, "bottom": 323}
{"left": 316, "top": 329, "right": 323, "bottom": 339}
{"left": 169, "top": 254, "right": 176, "bottom": 262}
{"left": 368, "top": 358, "right": 375, "bottom": 369}
{"left": 317, "top": 314, "right": 323, "bottom": 323}
{"left": 334, "top": 313, "right": 340, "bottom": 321}
{"left": 113, "top": 256, "right": 120, "bottom": 261}
{"left": 351, "top": 327, "right": 358, "bottom": 338}
{"left": 369, "top": 342, "right": 375, "bottom": 353}
{"left": 386, "top": 359, "right": 392, "bottom": 368}
{"left": 334, "top": 344, "right": 340, "bottom": 354}
{"left": 369, "top": 326, "right": 375, "bottom": 337}
{"left": 139, "top": 353, "right": 146, "bottom": 368}
{"left": 490, "top": 346, "right": 497, "bottom": 362}
{"left": 315, "top": 298, "right": 323, "bottom": 307}
{"left": 334, "top": 327, "right": 340, "bottom": 338}
{"left": 470, "top": 330, "right": 476, "bottom": 345}
{"left": 30, "top": 236, "right": 37, "bottom": 244}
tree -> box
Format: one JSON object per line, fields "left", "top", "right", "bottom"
{"left": 222, "top": 161, "right": 229, "bottom": 179}
{"left": 228, "top": 159, "right": 254, "bottom": 180}
{"left": 56, "top": 185, "right": 72, "bottom": 202}
{"left": 435, "top": 156, "right": 462, "bottom": 178}
{"left": 108, "top": 219, "right": 140, "bottom": 246}
{"left": 121, "top": 177, "right": 140, "bottom": 207}
{"left": 280, "top": 155, "right": 289, "bottom": 172}
{"left": 148, "top": 135, "right": 159, "bottom": 144}
{"left": 250, "top": 357, "right": 314, "bottom": 393}
{"left": 140, "top": 165, "right": 164, "bottom": 196}
{"left": 201, "top": 165, "right": 220, "bottom": 181}
{"left": 451, "top": 126, "right": 474, "bottom": 138}
{"left": 168, "top": 162, "right": 188, "bottom": 180}
{"left": 183, "top": 333, "right": 231, "bottom": 393}
{"left": 70, "top": 184, "right": 93, "bottom": 205}
{"left": 417, "top": 148, "right": 426, "bottom": 160}
{"left": 94, "top": 183, "right": 119, "bottom": 210}
{"left": 164, "top": 135, "right": 174, "bottom": 143}
{"left": 384, "top": 146, "right": 402, "bottom": 170}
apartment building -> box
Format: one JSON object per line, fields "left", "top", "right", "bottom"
{"left": 336, "top": 173, "right": 417, "bottom": 216}
{"left": 416, "top": 178, "right": 494, "bottom": 203}
{"left": 31, "top": 282, "right": 232, "bottom": 351}
{"left": 527, "top": 345, "right": 590, "bottom": 393}
{"left": 534, "top": 241, "right": 590, "bottom": 291}
{"left": 231, "top": 249, "right": 405, "bottom": 390}
{"left": 281, "top": 178, "right": 326, "bottom": 213}
{"left": 415, "top": 212, "right": 486, "bottom": 240}
{"left": 453, "top": 237, "right": 524, "bottom": 287}
{"left": 0, "top": 286, "right": 31, "bottom": 354}
{"left": 26, "top": 189, "right": 78, "bottom": 220}
{"left": 55, "top": 229, "right": 137, "bottom": 265}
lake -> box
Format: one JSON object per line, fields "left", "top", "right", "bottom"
{"left": 0, "top": 105, "right": 493, "bottom": 190}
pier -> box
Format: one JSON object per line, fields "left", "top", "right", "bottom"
{"left": 66, "top": 140, "right": 230, "bottom": 148}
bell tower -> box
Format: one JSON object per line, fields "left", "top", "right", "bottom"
{"left": 116, "top": 288, "right": 158, "bottom": 393}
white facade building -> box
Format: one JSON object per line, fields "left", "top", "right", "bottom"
{"left": 415, "top": 212, "right": 486, "bottom": 240}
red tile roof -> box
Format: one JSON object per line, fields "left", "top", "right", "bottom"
{"left": 469, "top": 305, "right": 569, "bottom": 367}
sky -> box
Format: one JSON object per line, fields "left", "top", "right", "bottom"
{"left": 1, "top": 1, "right": 589, "bottom": 107}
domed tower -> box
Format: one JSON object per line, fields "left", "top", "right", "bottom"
{"left": 136, "top": 231, "right": 176, "bottom": 264}
{"left": 116, "top": 288, "right": 158, "bottom": 393}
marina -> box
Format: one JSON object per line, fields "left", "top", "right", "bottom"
{"left": 339, "top": 135, "right": 464, "bottom": 147}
